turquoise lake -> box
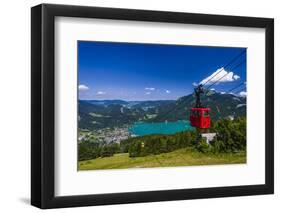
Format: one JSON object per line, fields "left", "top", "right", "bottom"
{"left": 129, "top": 120, "right": 193, "bottom": 136}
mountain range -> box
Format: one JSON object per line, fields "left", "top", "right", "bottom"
{"left": 79, "top": 91, "right": 246, "bottom": 131}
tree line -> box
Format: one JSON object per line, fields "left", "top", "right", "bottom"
{"left": 79, "top": 117, "right": 246, "bottom": 161}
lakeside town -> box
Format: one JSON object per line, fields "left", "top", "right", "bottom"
{"left": 79, "top": 126, "right": 131, "bottom": 145}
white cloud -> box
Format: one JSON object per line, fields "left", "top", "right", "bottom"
{"left": 199, "top": 67, "right": 240, "bottom": 85}
{"left": 165, "top": 90, "right": 171, "bottom": 94}
{"left": 210, "top": 88, "right": 215, "bottom": 91}
{"left": 233, "top": 75, "right": 240, "bottom": 80}
{"left": 96, "top": 91, "right": 106, "bottom": 95}
{"left": 78, "top": 84, "right": 89, "bottom": 91}
{"left": 192, "top": 82, "right": 198, "bottom": 87}
{"left": 145, "top": 92, "right": 151, "bottom": 95}
{"left": 239, "top": 91, "right": 247, "bottom": 97}
{"left": 145, "top": 87, "right": 155, "bottom": 91}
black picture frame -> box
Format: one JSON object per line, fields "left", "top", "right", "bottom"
{"left": 31, "top": 3, "right": 274, "bottom": 209}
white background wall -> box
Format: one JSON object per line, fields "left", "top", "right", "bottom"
{"left": 0, "top": 0, "right": 279, "bottom": 212}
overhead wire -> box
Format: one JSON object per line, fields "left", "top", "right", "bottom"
{"left": 205, "top": 59, "right": 246, "bottom": 90}
{"left": 226, "top": 82, "right": 245, "bottom": 94}
{"left": 157, "top": 80, "right": 245, "bottom": 121}
{"left": 154, "top": 50, "right": 246, "bottom": 122}
{"left": 202, "top": 49, "right": 246, "bottom": 86}
{"left": 206, "top": 83, "right": 246, "bottom": 112}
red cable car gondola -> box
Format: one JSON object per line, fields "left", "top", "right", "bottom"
{"left": 190, "top": 84, "right": 211, "bottom": 129}
{"left": 190, "top": 107, "right": 210, "bottom": 129}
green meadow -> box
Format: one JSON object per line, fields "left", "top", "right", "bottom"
{"left": 78, "top": 148, "right": 246, "bottom": 170}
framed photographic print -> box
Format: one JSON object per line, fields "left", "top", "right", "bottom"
{"left": 31, "top": 4, "right": 274, "bottom": 209}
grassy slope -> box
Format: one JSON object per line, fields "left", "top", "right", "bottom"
{"left": 78, "top": 148, "right": 246, "bottom": 170}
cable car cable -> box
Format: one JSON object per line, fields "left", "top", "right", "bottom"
{"left": 202, "top": 49, "right": 246, "bottom": 86}
{"left": 155, "top": 50, "right": 246, "bottom": 123}
{"left": 226, "top": 82, "right": 245, "bottom": 93}
{"left": 156, "top": 82, "right": 246, "bottom": 124}
{"left": 203, "top": 49, "right": 246, "bottom": 85}
{"left": 205, "top": 59, "right": 246, "bottom": 91}
{"left": 160, "top": 79, "right": 245, "bottom": 122}
{"left": 206, "top": 83, "right": 246, "bottom": 108}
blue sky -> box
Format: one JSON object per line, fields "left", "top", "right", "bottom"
{"left": 78, "top": 41, "right": 246, "bottom": 101}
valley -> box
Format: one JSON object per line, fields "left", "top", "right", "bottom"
{"left": 78, "top": 91, "right": 247, "bottom": 168}
{"left": 79, "top": 91, "right": 246, "bottom": 132}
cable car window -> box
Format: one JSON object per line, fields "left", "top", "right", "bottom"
{"left": 191, "top": 110, "right": 200, "bottom": 117}
{"left": 203, "top": 111, "right": 210, "bottom": 117}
